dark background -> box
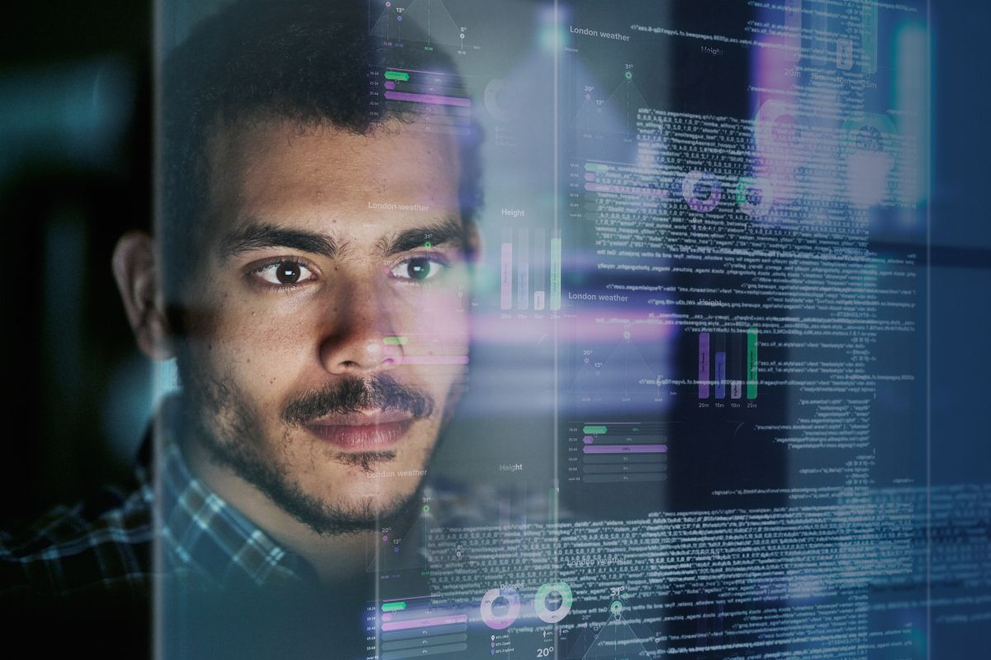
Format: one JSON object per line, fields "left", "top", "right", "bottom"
{"left": 1, "top": 0, "right": 151, "bottom": 526}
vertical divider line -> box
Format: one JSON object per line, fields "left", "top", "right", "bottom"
{"left": 153, "top": 0, "right": 164, "bottom": 657}
{"left": 552, "top": 1, "right": 562, "bottom": 657}
{"left": 925, "top": 2, "right": 933, "bottom": 658}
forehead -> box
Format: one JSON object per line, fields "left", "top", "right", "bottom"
{"left": 205, "top": 117, "right": 461, "bottom": 237}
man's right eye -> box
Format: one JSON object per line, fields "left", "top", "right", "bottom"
{"left": 251, "top": 260, "right": 317, "bottom": 287}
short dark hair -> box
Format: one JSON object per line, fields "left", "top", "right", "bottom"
{"left": 159, "top": 0, "right": 481, "bottom": 305}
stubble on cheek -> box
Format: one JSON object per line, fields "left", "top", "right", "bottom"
{"left": 177, "top": 306, "right": 295, "bottom": 467}
{"left": 182, "top": 363, "right": 266, "bottom": 465}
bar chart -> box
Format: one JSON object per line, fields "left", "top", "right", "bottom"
{"left": 372, "top": 599, "right": 469, "bottom": 659}
{"left": 374, "top": 68, "right": 473, "bottom": 137}
{"left": 697, "top": 329, "right": 758, "bottom": 400}
{"left": 500, "top": 226, "right": 561, "bottom": 312}
{"left": 567, "top": 422, "right": 671, "bottom": 484}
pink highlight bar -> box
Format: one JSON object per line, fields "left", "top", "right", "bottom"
{"left": 384, "top": 91, "right": 471, "bottom": 107}
{"left": 698, "top": 332, "right": 710, "bottom": 399}
{"left": 583, "top": 444, "right": 667, "bottom": 454}
{"left": 400, "top": 356, "right": 469, "bottom": 365}
{"left": 584, "top": 183, "right": 670, "bottom": 197}
{"left": 381, "top": 614, "right": 468, "bottom": 632}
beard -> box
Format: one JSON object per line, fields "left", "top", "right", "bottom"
{"left": 178, "top": 362, "right": 440, "bottom": 537}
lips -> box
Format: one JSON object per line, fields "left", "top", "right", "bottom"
{"left": 303, "top": 410, "right": 415, "bottom": 450}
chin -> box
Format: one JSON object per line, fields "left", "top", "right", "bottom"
{"left": 304, "top": 460, "right": 428, "bottom": 514}
{"left": 321, "top": 482, "right": 425, "bottom": 532}
{"left": 323, "top": 471, "right": 425, "bottom": 508}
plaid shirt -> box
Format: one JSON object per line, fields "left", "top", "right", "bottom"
{"left": 0, "top": 400, "right": 313, "bottom": 598}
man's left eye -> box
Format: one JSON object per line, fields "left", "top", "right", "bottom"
{"left": 391, "top": 257, "right": 446, "bottom": 281}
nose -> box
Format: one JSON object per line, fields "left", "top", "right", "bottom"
{"left": 319, "top": 278, "right": 404, "bottom": 376}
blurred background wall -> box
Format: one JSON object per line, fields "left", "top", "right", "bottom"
{"left": 1, "top": 0, "right": 151, "bottom": 525}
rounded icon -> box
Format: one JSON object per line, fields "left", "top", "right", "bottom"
{"left": 534, "top": 581, "right": 573, "bottom": 624}
{"left": 483, "top": 78, "right": 516, "bottom": 123}
{"left": 681, "top": 171, "right": 722, "bottom": 214}
{"left": 480, "top": 588, "right": 521, "bottom": 630}
{"left": 841, "top": 113, "right": 897, "bottom": 156}
{"left": 735, "top": 177, "right": 774, "bottom": 218}
{"left": 753, "top": 99, "right": 805, "bottom": 156}
{"left": 610, "top": 600, "right": 623, "bottom": 616}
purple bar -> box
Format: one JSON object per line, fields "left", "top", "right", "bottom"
{"left": 583, "top": 445, "right": 667, "bottom": 454}
{"left": 384, "top": 80, "right": 396, "bottom": 90}
{"left": 715, "top": 351, "right": 726, "bottom": 399}
{"left": 583, "top": 435, "right": 594, "bottom": 444}
{"left": 698, "top": 333, "right": 710, "bottom": 398}
{"left": 381, "top": 614, "right": 468, "bottom": 632}
{"left": 500, "top": 241, "right": 513, "bottom": 310}
{"left": 384, "top": 91, "right": 471, "bottom": 107}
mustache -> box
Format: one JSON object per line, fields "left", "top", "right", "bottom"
{"left": 281, "top": 374, "right": 435, "bottom": 426}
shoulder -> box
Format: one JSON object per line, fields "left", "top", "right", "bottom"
{"left": 0, "top": 481, "right": 154, "bottom": 599}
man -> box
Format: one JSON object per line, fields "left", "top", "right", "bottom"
{"left": 1, "top": 0, "right": 480, "bottom": 654}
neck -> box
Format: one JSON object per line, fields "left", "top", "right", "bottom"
{"left": 181, "top": 432, "right": 377, "bottom": 584}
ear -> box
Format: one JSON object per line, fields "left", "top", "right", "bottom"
{"left": 112, "top": 231, "right": 175, "bottom": 360}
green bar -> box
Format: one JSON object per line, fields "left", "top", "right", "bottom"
{"left": 583, "top": 425, "right": 608, "bottom": 435}
{"left": 384, "top": 70, "right": 410, "bottom": 81}
{"left": 381, "top": 601, "right": 407, "bottom": 612}
{"left": 550, "top": 237, "right": 562, "bottom": 311}
{"left": 584, "top": 162, "right": 609, "bottom": 173}
{"left": 384, "top": 336, "right": 407, "bottom": 345}
{"left": 747, "top": 328, "right": 758, "bottom": 399}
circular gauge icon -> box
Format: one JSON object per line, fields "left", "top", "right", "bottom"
{"left": 682, "top": 170, "right": 722, "bottom": 213}
{"left": 480, "top": 588, "right": 521, "bottom": 630}
{"left": 534, "top": 581, "right": 573, "bottom": 624}
{"left": 483, "top": 78, "right": 517, "bottom": 123}
{"left": 735, "top": 176, "right": 774, "bottom": 217}
{"left": 754, "top": 99, "right": 806, "bottom": 156}
{"left": 842, "top": 113, "right": 897, "bottom": 156}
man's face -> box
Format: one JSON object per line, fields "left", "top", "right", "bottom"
{"left": 178, "top": 117, "right": 472, "bottom": 534}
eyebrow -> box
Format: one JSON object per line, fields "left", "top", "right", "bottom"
{"left": 218, "top": 218, "right": 465, "bottom": 261}
{"left": 380, "top": 218, "right": 466, "bottom": 256}
{"left": 220, "top": 223, "right": 338, "bottom": 260}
